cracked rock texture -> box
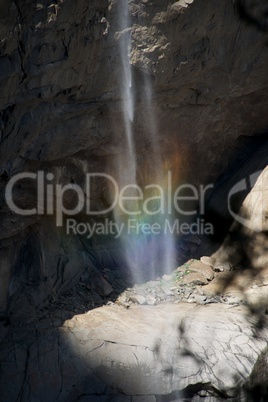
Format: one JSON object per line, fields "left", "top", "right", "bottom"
{"left": 1, "top": 304, "right": 268, "bottom": 401}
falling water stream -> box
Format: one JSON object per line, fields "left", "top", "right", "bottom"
{"left": 114, "top": 0, "right": 177, "bottom": 284}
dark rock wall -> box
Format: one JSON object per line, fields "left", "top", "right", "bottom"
{"left": 1, "top": 0, "right": 268, "bottom": 318}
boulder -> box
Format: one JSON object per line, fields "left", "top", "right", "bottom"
{"left": 189, "top": 260, "right": 214, "bottom": 280}
{"left": 181, "top": 272, "right": 208, "bottom": 285}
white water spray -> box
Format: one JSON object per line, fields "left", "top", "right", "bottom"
{"left": 141, "top": 71, "right": 177, "bottom": 278}
{"left": 114, "top": 0, "right": 177, "bottom": 283}
{"left": 117, "top": 1, "right": 135, "bottom": 174}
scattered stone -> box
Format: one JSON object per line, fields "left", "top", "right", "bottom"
{"left": 188, "top": 260, "right": 214, "bottom": 280}
{"left": 204, "top": 296, "right": 222, "bottom": 304}
{"left": 159, "top": 293, "right": 168, "bottom": 301}
{"left": 222, "top": 295, "right": 243, "bottom": 305}
{"left": 187, "top": 297, "right": 196, "bottom": 303}
{"left": 146, "top": 296, "right": 157, "bottom": 306}
{"left": 176, "top": 270, "right": 184, "bottom": 278}
{"left": 184, "top": 290, "right": 193, "bottom": 299}
{"left": 213, "top": 261, "right": 232, "bottom": 272}
{"left": 117, "top": 292, "right": 128, "bottom": 303}
{"left": 146, "top": 280, "right": 160, "bottom": 288}
{"left": 176, "top": 287, "right": 184, "bottom": 295}
{"left": 115, "top": 293, "right": 132, "bottom": 309}
{"left": 201, "top": 256, "right": 232, "bottom": 272}
{"left": 129, "top": 295, "right": 147, "bottom": 305}
{"left": 194, "top": 294, "right": 207, "bottom": 304}
{"left": 202, "top": 273, "right": 235, "bottom": 297}
{"left": 181, "top": 272, "right": 208, "bottom": 286}
{"left": 200, "top": 256, "right": 215, "bottom": 267}
{"left": 162, "top": 274, "right": 172, "bottom": 282}
{"left": 176, "top": 266, "right": 186, "bottom": 272}
{"left": 84, "top": 254, "right": 265, "bottom": 311}
{"left": 161, "top": 287, "right": 173, "bottom": 296}
{"left": 194, "top": 285, "right": 205, "bottom": 295}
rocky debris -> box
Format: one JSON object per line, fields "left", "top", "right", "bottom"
{"left": 213, "top": 261, "right": 232, "bottom": 272}
{"left": 110, "top": 259, "right": 268, "bottom": 312}
{"left": 187, "top": 259, "right": 214, "bottom": 280}
{"left": 162, "top": 274, "right": 172, "bottom": 282}
{"left": 1, "top": 303, "right": 267, "bottom": 401}
{"left": 181, "top": 271, "right": 208, "bottom": 285}
{"left": 193, "top": 294, "right": 207, "bottom": 304}
{"left": 171, "top": 0, "right": 194, "bottom": 13}
{"left": 201, "top": 265, "right": 268, "bottom": 313}
{"left": 112, "top": 259, "right": 215, "bottom": 307}
{"left": 200, "top": 256, "right": 214, "bottom": 267}
{"left": 200, "top": 255, "right": 232, "bottom": 272}
{"left": 128, "top": 294, "right": 147, "bottom": 305}
{"left": 221, "top": 294, "right": 243, "bottom": 306}
{"left": 146, "top": 295, "right": 157, "bottom": 306}
{"left": 24, "top": 250, "right": 268, "bottom": 320}
{"left": 44, "top": 260, "right": 217, "bottom": 310}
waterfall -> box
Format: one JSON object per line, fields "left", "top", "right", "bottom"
{"left": 114, "top": 0, "right": 177, "bottom": 283}
{"left": 140, "top": 71, "right": 177, "bottom": 279}
{"left": 116, "top": 0, "right": 136, "bottom": 184}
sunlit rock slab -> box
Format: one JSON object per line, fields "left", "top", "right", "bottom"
{"left": 60, "top": 303, "right": 268, "bottom": 398}
{"left": 1, "top": 303, "right": 268, "bottom": 401}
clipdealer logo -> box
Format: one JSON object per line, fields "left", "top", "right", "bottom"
{"left": 5, "top": 171, "right": 214, "bottom": 230}
{"left": 5, "top": 169, "right": 265, "bottom": 235}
